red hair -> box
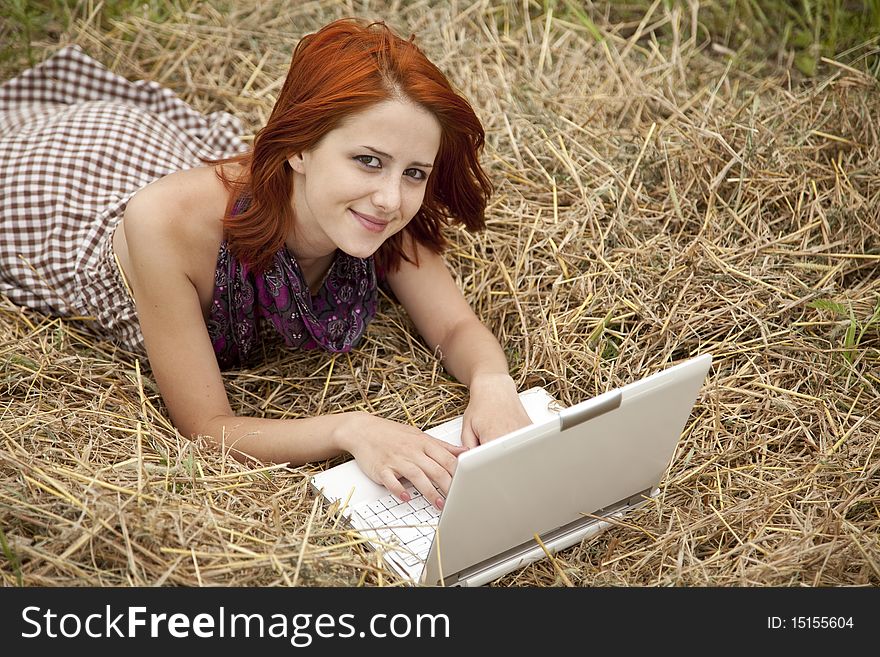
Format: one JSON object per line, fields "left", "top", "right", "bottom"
{"left": 210, "top": 18, "right": 492, "bottom": 273}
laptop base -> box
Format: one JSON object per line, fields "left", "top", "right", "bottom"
{"left": 377, "top": 487, "right": 658, "bottom": 587}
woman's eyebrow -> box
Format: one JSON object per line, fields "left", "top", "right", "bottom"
{"left": 359, "top": 145, "right": 434, "bottom": 168}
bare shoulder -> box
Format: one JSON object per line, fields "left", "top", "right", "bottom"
{"left": 118, "top": 165, "right": 241, "bottom": 309}
{"left": 123, "top": 165, "right": 231, "bottom": 250}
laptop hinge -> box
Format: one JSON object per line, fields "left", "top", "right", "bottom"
{"left": 593, "top": 487, "right": 654, "bottom": 516}
{"left": 437, "top": 571, "right": 462, "bottom": 587}
{"left": 559, "top": 392, "right": 622, "bottom": 430}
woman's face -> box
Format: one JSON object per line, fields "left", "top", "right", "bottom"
{"left": 288, "top": 99, "right": 442, "bottom": 260}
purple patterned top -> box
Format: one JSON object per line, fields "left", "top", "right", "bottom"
{"left": 207, "top": 203, "right": 379, "bottom": 369}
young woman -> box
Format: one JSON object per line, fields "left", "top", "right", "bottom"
{"left": 0, "top": 18, "right": 531, "bottom": 509}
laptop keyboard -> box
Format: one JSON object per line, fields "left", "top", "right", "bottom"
{"left": 349, "top": 484, "right": 441, "bottom": 567}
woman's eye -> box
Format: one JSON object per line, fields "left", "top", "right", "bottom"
{"left": 404, "top": 167, "right": 427, "bottom": 181}
{"left": 355, "top": 155, "right": 381, "bottom": 168}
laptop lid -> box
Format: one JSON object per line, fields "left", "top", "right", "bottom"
{"left": 421, "top": 353, "right": 712, "bottom": 585}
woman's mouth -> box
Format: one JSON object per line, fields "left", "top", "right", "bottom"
{"left": 350, "top": 209, "right": 388, "bottom": 233}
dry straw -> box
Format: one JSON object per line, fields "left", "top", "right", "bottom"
{"left": 1, "top": 0, "right": 878, "bottom": 587}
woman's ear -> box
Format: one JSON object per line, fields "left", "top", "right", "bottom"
{"left": 287, "top": 153, "right": 305, "bottom": 174}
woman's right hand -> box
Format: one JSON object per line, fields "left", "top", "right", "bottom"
{"left": 338, "top": 412, "right": 468, "bottom": 510}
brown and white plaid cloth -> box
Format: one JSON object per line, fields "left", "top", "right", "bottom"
{"left": 0, "top": 45, "right": 246, "bottom": 352}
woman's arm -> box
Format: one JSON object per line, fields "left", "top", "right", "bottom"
{"left": 387, "top": 237, "right": 532, "bottom": 448}
{"left": 120, "top": 179, "right": 459, "bottom": 508}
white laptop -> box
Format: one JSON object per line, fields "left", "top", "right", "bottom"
{"left": 310, "top": 353, "right": 712, "bottom": 586}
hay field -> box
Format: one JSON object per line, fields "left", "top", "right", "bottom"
{"left": 1, "top": 1, "right": 878, "bottom": 587}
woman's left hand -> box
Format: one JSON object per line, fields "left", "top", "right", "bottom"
{"left": 460, "top": 373, "right": 533, "bottom": 448}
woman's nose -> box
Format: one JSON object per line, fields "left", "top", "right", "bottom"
{"left": 371, "top": 175, "right": 401, "bottom": 213}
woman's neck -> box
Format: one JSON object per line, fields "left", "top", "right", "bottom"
{"left": 294, "top": 250, "right": 336, "bottom": 295}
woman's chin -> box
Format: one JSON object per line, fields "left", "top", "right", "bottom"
{"left": 337, "top": 242, "right": 382, "bottom": 260}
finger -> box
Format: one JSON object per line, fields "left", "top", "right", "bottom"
{"left": 460, "top": 424, "right": 479, "bottom": 449}
{"left": 424, "top": 456, "right": 456, "bottom": 499}
{"left": 426, "top": 441, "right": 460, "bottom": 479}
{"left": 438, "top": 441, "right": 469, "bottom": 456}
{"left": 378, "top": 470, "right": 410, "bottom": 503}
{"left": 399, "top": 463, "right": 448, "bottom": 509}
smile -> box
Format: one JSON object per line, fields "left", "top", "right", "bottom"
{"left": 350, "top": 209, "right": 389, "bottom": 233}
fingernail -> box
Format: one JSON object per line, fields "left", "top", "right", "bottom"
{"left": 435, "top": 497, "right": 445, "bottom": 511}
{"left": 400, "top": 492, "right": 411, "bottom": 502}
